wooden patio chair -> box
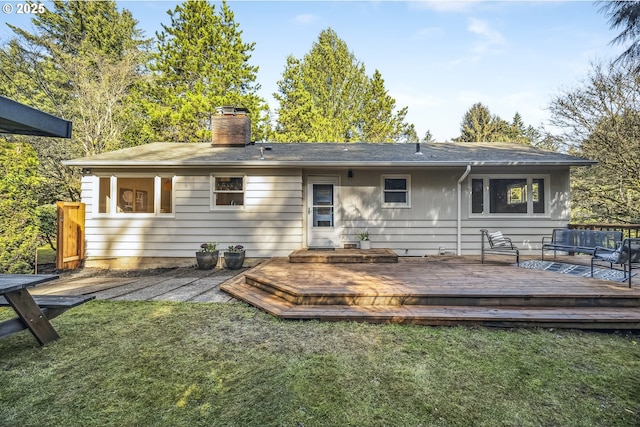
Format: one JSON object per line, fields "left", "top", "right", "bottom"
{"left": 480, "top": 229, "right": 520, "bottom": 266}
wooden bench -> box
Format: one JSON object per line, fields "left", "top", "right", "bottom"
{"left": 0, "top": 294, "right": 95, "bottom": 343}
{"left": 591, "top": 238, "right": 640, "bottom": 288}
{"left": 480, "top": 229, "right": 520, "bottom": 266}
{"left": 541, "top": 229, "right": 622, "bottom": 260}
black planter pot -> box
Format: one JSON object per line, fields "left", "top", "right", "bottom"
{"left": 224, "top": 252, "right": 245, "bottom": 270}
{"left": 196, "top": 251, "right": 219, "bottom": 270}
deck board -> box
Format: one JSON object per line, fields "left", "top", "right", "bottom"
{"left": 221, "top": 255, "right": 640, "bottom": 329}
{"left": 289, "top": 248, "right": 398, "bottom": 263}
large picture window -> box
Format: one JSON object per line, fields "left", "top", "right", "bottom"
{"left": 212, "top": 176, "right": 245, "bottom": 208}
{"left": 382, "top": 175, "right": 411, "bottom": 208}
{"left": 471, "top": 176, "right": 547, "bottom": 215}
{"left": 97, "top": 176, "right": 173, "bottom": 215}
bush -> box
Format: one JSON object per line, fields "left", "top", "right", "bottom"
{"left": 0, "top": 140, "right": 41, "bottom": 273}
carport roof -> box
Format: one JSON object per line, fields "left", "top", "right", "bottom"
{"left": 0, "top": 96, "right": 72, "bottom": 138}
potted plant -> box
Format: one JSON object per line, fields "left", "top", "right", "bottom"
{"left": 196, "top": 242, "right": 219, "bottom": 270}
{"left": 357, "top": 230, "right": 371, "bottom": 250}
{"left": 224, "top": 244, "right": 245, "bottom": 270}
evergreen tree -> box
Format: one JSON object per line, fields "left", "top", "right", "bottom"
{"left": 511, "top": 112, "right": 526, "bottom": 137}
{"left": 147, "top": 0, "right": 266, "bottom": 142}
{"left": 272, "top": 56, "right": 320, "bottom": 142}
{"left": 399, "top": 123, "right": 419, "bottom": 143}
{"left": 360, "top": 70, "right": 408, "bottom": 142}
{"left": 455, "top": 103, "right": 538, "bottom": 144}
{"left": 456, "top": 102, "right": 496, "bottom": 142}
{"left": 600, "top": 1, "right": 640, "bottom": 68}
{"left": 274, "top": 28, "right": 414, "bottom": 143}
{"left": 509, "top": 112, "right": 541, "bottom": 144}
{"left": 1, "top": 0, "right": 146, "bottom": 120}
{"left": 421, "top": 130, "right": 436, "bottom": 143}
{"left": 0, "top": 140, "right": 41, "bottom": 273}
{"left": 0, "top": 0, "right": 149, "bottom": 202}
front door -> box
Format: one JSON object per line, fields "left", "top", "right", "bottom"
{"left": 306, "top": 176, "right": 340, "bottom": 248}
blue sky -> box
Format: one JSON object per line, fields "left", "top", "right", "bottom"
{"left": 1, "top": 1, "right": 622, "bottom": 141}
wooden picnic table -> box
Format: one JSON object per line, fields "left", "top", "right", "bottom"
{"left": 0, "top": 274, "right": 93, "bottom": 346}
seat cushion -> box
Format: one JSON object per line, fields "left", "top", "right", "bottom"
{"left": 489, "top": 231, "right": 507, "bottom": 247}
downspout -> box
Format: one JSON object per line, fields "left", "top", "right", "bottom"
{"left": 457, "top": 164, "right": 472, "bottom": 256}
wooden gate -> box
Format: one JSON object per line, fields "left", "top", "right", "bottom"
{"left": 56, "top": 202, "right": 85, "bottom": 271}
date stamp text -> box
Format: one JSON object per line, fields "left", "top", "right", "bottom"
{"left": 3, "top": 3, "right": 46, "bottom": 15}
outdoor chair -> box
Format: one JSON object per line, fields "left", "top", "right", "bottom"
{"left": 480, "top": 229, "right": 520, "bottom": 266}
{"left": 591, "top": 238, "right": 640, "bottom": 288}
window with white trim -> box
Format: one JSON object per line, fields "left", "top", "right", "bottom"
{"left": 97, "top": 176, "right": 174, "bottom": 215}
{"left": 382, "top": 175, "right": 411, "bottom": 208}
{"left": 471, "top": 176, "right": 547, "bottom": 215}
{"left": 212, "top": 176, "right": 245, "bottom": 208}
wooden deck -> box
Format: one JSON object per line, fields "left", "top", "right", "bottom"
{"left": 221, "top": 252, "right": 640, "bottom": 330}
{"left": 289, "top": 248, "right": 398, "bottom": 263}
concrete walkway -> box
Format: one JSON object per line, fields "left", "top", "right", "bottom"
{"left": 30, "top": 263, "right": 260, "bottom": 303}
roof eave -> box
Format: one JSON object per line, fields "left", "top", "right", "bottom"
{"left": 63, "top": 159, "right": 598, "bottom": 168}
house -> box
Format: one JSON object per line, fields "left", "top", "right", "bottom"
{"left": 63, "top": 110, "right": 595, "bottom": 269}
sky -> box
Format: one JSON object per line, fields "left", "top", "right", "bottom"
{"left": 0, "top": 0, "right": 624, "bottom": 141}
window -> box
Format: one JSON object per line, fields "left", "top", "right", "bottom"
{"left": 471, "top": 179, "right": 484, "bottom": 214}
{"left": 382, "top": 175, "right": 410, "bottom": 208}
{"left": 532, "top": 178, "right": 545, "bottom": 214}
{"left": 212, "top": 176, "right": 245, "bottom": 208}
{"left": 312, "top": 184, "right": 334, "bottom": 227}
{"left": 97, "top": 176, "right": 173, "bottom": 215}
{"left": 471, "top": 176, "right": 547, "bottom": 215}
{"left": 491, "top": 178, "right": 527, "bottom": 214}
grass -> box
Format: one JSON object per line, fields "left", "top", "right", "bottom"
{"left": 36, "top": 246, "right": 56, "bottom": 264}
{"left": 0, "top": 300, "right": 639, "bottom": 426}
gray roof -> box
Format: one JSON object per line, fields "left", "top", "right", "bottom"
{"left": 0, "top": 96, "right": 72, "bottom": 138}
{"left": 64, "top": 141, "right": 595, "bottom": 169}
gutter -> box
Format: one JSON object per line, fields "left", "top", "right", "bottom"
{"left": 456, "top": 164, "right": 472, "bottom": 256}
{"left": 61, "top": 160, "right": 597, "bottom": 168}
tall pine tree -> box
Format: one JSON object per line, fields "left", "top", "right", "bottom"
{"left": 455, "top": 103, "right": 539, "bottom": 144}
{"left": 274, "top": 28, "right": 414, "bottom": 143}
{"left": 359, "top": 70, "right": 410, "bottom": 142}
{"left": 146, "top": 0, "right": 266, "bottom": 142}
{"left": 456, "top": 102, "right": 496, "bottom": 142}
{"left": 272, "top": 56, "right": 320, "bottom": 142}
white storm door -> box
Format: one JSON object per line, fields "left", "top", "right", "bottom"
{"left": 307, "top": 176, "right": 339, "bottom": 248}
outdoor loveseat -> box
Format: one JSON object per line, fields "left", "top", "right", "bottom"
{"left": 591, "top": 238, "right": 640, "bottom": 288}
{"left": 541, "top": 228, "right": 622, "bottom": 260}
{"left": 480, "top": 229, "right": 520, "bottom": 266}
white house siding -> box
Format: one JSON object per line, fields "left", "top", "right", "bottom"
{"left": 81, "top": 169, "right": 303, "bottom": 266}
{"left": 308, "top": 166, "right": 571, "bottom": 257}
{"left": 459, "top": 166, "right": 572, "bottom": 256}
{"left": 309, "top": 167, "right": 460, "bottom": 257}
{"left": 80, "top": 164, "right": 572, "bottom": 267}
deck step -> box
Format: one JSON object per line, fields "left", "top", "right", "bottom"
{"left": 244, "top": 272, "right": 640, "bottom": 308}
{"left": 221, "top": 279, "right": 640, "bottom": 329}
{"left": 289, "top": 248, "right": 398, "bottom": 264}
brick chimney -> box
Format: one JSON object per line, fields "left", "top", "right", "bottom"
{"left": 211, "top": 106, "right": 251, "bottom": 147}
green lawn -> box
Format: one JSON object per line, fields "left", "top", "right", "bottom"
{"left": 37, "top": 245, "right": 56, "bottom": 265}
{"left": 0, "top": 300, "right": 638, "bottom": 427}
